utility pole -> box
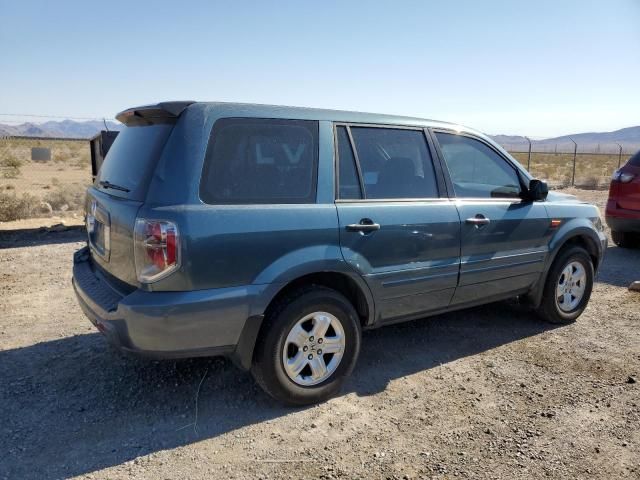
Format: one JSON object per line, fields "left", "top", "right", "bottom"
{"left": 525, "top": 136, "right": 532, "bottom": 170}
{"left": 570, "top": 138, "right": 577, "bottom": 186}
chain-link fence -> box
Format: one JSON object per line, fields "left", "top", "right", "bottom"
{"left": 0, "top": 136, "right": 91, "bottom": 223}
{"left": 509, "top": 151, "right": 626, "bottom": 188}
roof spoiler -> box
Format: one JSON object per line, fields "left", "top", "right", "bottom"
{"left": 116, "top": 101, "right": 195, "bottom": 126}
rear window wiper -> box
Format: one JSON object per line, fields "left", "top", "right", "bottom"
{"left": 99, "top": 180, "right": 131, "bottom": 193}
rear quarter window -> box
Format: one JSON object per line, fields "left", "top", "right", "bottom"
{"left": 200, "top": 118, "right": 319, "bottom": 204}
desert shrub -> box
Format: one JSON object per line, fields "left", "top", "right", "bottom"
{"left": 1, "top": 155, "right": 23, "bottom": 168}
{"left": 578, "top": 176, "right": 599, "bottom": 189}
{"left": 0, "top": 154, "right": 22, "bottom": 178}
{"left": 53, "top": 149, "right": 69, "bottom": 163}
{"left": 2, "top": 167, "right": 21, "bottom": 179}
{"left": 5, "top": 184, "right": 15, "bottom": 190}
{"left": 72, "top": 151, "right": 91, "bottom": 169}
{"left": 43, "top": 185, "right": 85, "bottom": 211}
{"left": 0, "top": 192, "right": 38, "bottom": 221}
{"left": 51, "top": 177, "right": 60, "bottom": 186}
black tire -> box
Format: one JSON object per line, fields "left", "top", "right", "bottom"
{"left": 251, "top": 286, "right": 361, "bottom": 406}
{"left": 612, "top": 230, "right": 639, "bottom": 249}
{"left": 537, "top": 246, "right": 594, "bottom": 324}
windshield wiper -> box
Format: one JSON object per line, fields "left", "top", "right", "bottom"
{"left": 99, "top": 180, "right": 130, "bottom": 193}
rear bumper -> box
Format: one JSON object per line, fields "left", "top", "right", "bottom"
{"left": 605, "top": 200, "right": 640, "bottom": 233}
{"left": 72, "top": 247, "right": 267, "bottom": 367}
{"left": 605, "top": 214, "right": 640, "bottom": 233}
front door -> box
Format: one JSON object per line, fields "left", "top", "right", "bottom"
{"left": 433, "top": 131, "right": 551, "bottom": 305}
{"left": 334, "top": 125, "right": 461, "bottom": 323}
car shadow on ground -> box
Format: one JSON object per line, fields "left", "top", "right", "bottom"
{"left": 595, "top": 244, "right": 640, "bottom": 288}
{"left": 0, "top": 302, "right": 557, "bottom": 480}
{"left": 0, "top": 227, "right": 84, "bottom": 249}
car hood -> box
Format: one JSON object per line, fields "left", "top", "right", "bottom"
{"left": 546, "top": 191, "right": 579, "bottom": 202}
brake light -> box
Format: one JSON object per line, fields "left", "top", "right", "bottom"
{"left": 134, "top": 219, "right": 180, "bottom": 283}
{"left": 612, "top": 170, "right": 636, "bottom": 183}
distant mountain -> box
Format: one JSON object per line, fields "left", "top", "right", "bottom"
{"left": 492, "top": 126, "right": 640, "bottom": 154}
{"left": 0, "top": 119, "right": 121, "bottom": 139}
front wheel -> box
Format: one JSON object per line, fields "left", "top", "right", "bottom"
{"left": 251, "top": 286, "right": 361, "bottom": 405}
{"left": 537, "top": 246, "right": 594, "bottom": 324}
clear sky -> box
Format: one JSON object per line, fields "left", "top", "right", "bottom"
{"left": 1, "top": 0, "right": 638, "bottom": 137}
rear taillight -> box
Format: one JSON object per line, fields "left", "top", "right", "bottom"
{"left": 134, "top": 219, "right": 180, "bottom": 283}
{"left": 612, "top": 170, "right": 636, "bottom": 183}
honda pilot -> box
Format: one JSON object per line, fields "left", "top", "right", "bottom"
{"left": 73, "top": 101, "right": 607, "bottom": 405}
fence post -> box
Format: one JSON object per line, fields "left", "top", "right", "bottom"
{"left": 525, "top": 136, "right": 532, "bottom": 170}
{"left": 616, "top": 143, "right": 623, "bottom": 169}
{"left": 570, "top": 137, "right": 577, "bottom": 186}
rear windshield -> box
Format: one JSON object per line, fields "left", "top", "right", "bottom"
{"left": 200, "top": 118, "right": 318, "bottom": 204}
{"left": 628, "top": 150, "right": 640, "bottom": 167}
{"left": 95, "top": 124, "right": 173, "bottom": 200}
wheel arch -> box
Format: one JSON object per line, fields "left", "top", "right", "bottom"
{"left": 557, "top": 234, "right": 600, "bottom": 270}
{"left": 231, "top": 269, "right": 374, "bottom": 371}
{"left": 527, "top": 228, "right": 601, "bottom": 309}
{"left": 262, "top": 271, "right": 374, "bottom": 328}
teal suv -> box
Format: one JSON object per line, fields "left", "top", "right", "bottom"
{"left": 72, "top": 102, "right": 607, "bottom": 405}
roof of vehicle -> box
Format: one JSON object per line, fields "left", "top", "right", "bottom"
{"left": 117, "top": 100, "right": 487, "bottom": 138}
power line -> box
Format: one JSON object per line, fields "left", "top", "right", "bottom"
{"left": 0, "top": 113, "right": 116, "bottom": 121}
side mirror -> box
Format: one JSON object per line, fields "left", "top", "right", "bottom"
{"left": 527, "top": 179, "right": 548, "bottom": 201}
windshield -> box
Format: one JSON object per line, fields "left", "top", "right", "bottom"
{"left": 96, "top": 124, "right": 174, "bottom": 200}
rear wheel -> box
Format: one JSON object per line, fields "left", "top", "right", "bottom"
{"left": 612, "top": 230, "right": 639, "bottom": 249}
{"left": 251, "top": 286, "right": 361, "bottom": 405}
{"left": 537, "top": 247, "right": 594, "bottom": 324}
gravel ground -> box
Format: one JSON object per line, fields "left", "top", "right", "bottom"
{"left": 1, "top": 189, "right": 639, "bottom": 480}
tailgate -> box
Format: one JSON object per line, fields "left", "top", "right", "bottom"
{"left": 86, "top": 187, "right": 143, "bottom": 286}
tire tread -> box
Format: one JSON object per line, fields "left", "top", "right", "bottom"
{"left": 251, "top": 285, "right": 361, "bottom": 405}
{"left": 537, "top": 246, "right": 594, "bottom": 324}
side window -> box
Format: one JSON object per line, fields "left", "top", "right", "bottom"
{"left": 336, "top": 126, "right": 362, "bottom": 199}
{"left": 349, "top": 127, "right": 439, "bottom": 199}
{"left": 200, "top": 118, "right": 318, "bottom": 204}
{"left": 435, "top": 133, "right": 522, "bottom": 199}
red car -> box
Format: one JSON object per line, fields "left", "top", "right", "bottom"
{"left": 606, "top": 150, "right": 640, "bottom": 248}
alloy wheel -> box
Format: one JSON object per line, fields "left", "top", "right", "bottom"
{"left": 282, "top": 311, "right": 346, "bottom": 386}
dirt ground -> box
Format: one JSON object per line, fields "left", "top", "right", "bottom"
{"left": 0, "top": 161, "right": 90, "bottom": 197}
{"left": 1, "top": 189, "right": 639, "bottom": 480}
{"left": 0, "top": 138, "right": 90, "bottom": 222}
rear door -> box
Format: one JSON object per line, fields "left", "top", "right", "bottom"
{"left": 335, "top": 124, "right": 461, "bottom": 323}
{"left": 433, "top": 131, "right": 551, "bottom": 305}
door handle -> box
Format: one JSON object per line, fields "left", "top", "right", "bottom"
{"left": 346, "top": 218, "right": 380, "bottom": 233}
{"left": 465, "top": 215, "right": 491, "bottom": 226}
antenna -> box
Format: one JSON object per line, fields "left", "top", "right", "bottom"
{"left": 103, "top": 118, "right": 110, "bottom": 132}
